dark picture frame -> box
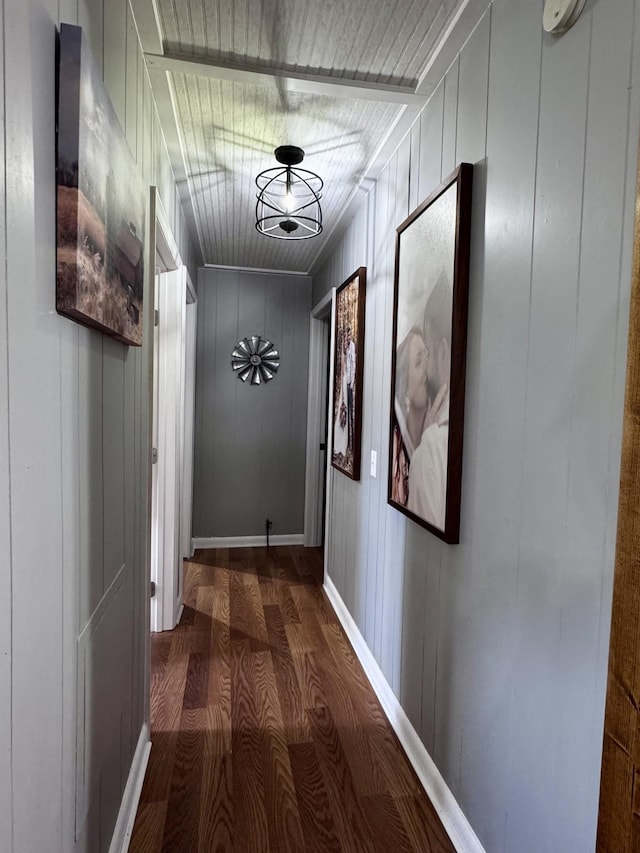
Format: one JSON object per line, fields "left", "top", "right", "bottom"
{"left": 388, "top": 163, "right": 473, "bottom": 543}
{"left": 56, "top": 23, "right": 146, "bottom": 346}
{"left": 331, "top": 267, "right": 366, "bottom": 480}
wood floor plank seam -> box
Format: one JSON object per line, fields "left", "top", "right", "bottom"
{"left": 130, "top": 546, "right": 455, "bottom": 853}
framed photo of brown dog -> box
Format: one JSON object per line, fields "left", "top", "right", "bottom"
{"left": 388, "top": 164, "right": 473, "bottom": 543}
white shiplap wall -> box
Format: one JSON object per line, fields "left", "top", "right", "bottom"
{"left": 0, "top": 1, "right": 10, "bottom": 849}
{"left": 312, "top": 1, "right": 639, "bottom": 850}
{"left": 0, "top": 1, "right": 195, "bottom": 851}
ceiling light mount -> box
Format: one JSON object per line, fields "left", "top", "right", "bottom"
{"left": 256, "top": 146, "right": 323, "bottom": 240}
{"left": 275, "top": 145, "right": 305, "bottom": 166}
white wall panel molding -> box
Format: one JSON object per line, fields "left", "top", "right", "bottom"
{"left": 107, "top": 723, "right": 151, "bottom": 853}
{"left": 324, "top": 576, "right": 486, "bottom": 853}
{"left": 76, "top": 563, "right": 128, "bottom": 834}
{"left": 192, "top": 534, "right": 304, "bottom": 550}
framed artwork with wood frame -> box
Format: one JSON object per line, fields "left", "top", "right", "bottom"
{"left": 331, "top": 267, "right": 366, "bottom": 480}
{"left": 387, "top": 163, "right": 473, "bottom": 543}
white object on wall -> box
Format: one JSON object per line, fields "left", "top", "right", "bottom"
{"left": 543, "top": 0, "right": 587, "bottom": 33}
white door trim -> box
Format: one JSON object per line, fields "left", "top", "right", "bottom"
{"left": 323, "top": 293, "right": 337, "bottom": 584}
{"left": 150, "top": 190, "right": 184, "bottom": 633}
{"left": 303, "top": 288, "right": 335, "bottom": 557}
{"left": 155, "top": 192, "right": 181, "bottom": 272}
{"left": 153, "top": 267, "right": 184, "bottom": 632}
{"left": 181, "top": 276, "right": 197, "bottom": 561}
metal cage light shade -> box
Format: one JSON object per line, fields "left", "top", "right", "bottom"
{"left": 256, "top": 145, "right": 323, "bottom": 240}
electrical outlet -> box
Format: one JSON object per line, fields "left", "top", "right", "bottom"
{"left": 370, "top": 450, "right": 377, "bottom": 478}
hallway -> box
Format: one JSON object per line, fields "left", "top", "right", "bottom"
{"left": 130, "top": 546, "right": 454, "bottom": 852}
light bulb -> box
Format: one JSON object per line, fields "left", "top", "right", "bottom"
{"left": 283, "top": 169, "right": 295, "bottom": 213}
{"left": 284, "top": 188, "right": 294, "bottom": 213}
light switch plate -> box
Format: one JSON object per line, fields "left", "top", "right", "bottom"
{"left": 370, "top": 450, "right": 377, "bottom": 478}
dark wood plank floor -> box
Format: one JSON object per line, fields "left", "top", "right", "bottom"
{"left": 130, "top": 545, "right": 455, "bottom": 853}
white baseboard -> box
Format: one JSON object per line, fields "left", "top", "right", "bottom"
{"left": 192, "top": 534, "right": 304, "bottom": 550}
{"left": 108, "top": 723, "right": 151, "bottom": 853}
{"left": 323, "top": 577, "right": 485, "bottom": 853}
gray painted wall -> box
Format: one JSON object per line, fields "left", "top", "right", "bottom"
{"left": 313, "top": 1, "right": 638, "bottom": 850}
{"left": 193, "top": 268, "right": 311, "bottom": 538}
{"left": 0, "top": 1, "right": 195, "bottom": 850}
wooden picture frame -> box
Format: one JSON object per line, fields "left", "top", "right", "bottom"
{"left": 56, "top": 23, "right": 146, "bottom": 346}
{"left": 331, "top": 267, "right": 366, "bottom": 480}
{"left": 388, "top": 163, "right": 473, "bottom": 543}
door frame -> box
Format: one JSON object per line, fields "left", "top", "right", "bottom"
{"left": 150, "top": 190, "right": 184, "bottom": 634}
{"left": 180, "top": 275, "right": 197, "bottom": 562}
{"left": 303, "top": 288, "right": 336, "bottom": 572}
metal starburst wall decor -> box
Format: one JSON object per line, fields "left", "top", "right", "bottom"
{"left": 231, "top": 335, "right": 280, "bottom": 385}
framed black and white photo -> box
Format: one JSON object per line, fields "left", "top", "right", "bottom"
{"left": 388, "top": 163, "right": 473, "bottom": 543}
{"left": 331, "top": 267, "right": 366, "bottom": 480}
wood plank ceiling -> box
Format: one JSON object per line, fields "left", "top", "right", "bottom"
{"left": 131, "top": 0, "right": 470, "bottom": 272}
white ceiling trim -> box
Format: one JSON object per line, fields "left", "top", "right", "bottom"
{"left": 204, "top": 264, "right": 311, "bottom": 277}
{"left": 144, "top": 52, "right": 428, "bottom": 106}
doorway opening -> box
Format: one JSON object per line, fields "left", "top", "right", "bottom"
{"left": 149, "top": 188, "right": 197, "bottom": 634}
{"left": 304, "top": 288, "right": 335, "bottom": 578}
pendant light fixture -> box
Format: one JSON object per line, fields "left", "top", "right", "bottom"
{"left": 255, "top": 146, "right": 323, "bottom": 240}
